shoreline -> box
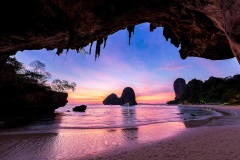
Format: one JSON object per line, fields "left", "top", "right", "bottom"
{"left": 83, "top": 105, "right": 240, "bottom": 160}
{"left": 1, "top": 105, "right": 240, "bottom": 160}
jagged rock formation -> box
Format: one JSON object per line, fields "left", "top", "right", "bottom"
{"left": 120, "top": 87, "right": 137, "bottom": 105}
{"left": 103, "top": 87, "right": 137, "bottom": 105}
{"left": 0, "top": 0, "right": 240, "bottom": 63}
{"left": 174, "top": 78, "right": 187, "bottom": 100}
{"left": 0, "top": 57, "right": 68, "bottom": 127}
{"left": 103, "top": 93, "right": 121, "bottom": 105}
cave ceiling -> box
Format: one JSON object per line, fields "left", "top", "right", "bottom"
{"left": 0, "top": 0, "right": 240, "bottom": 64}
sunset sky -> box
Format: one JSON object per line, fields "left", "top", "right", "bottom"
{"left": 15, "top": 23, "right": 240, "bottom": 104}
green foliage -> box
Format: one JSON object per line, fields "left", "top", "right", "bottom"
{"left": 167, "top": 99, "right": 180, "bottom": 105}
{"left": 222, "top": 86, "right": 240, "bottom": 104}
{"left": 181, "top": 79, "right": 204, "bottom": 103}
{"left": 179, "top": 75, "right": 240, "bottom": 105}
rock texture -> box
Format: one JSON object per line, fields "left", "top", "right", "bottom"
{"left": 103, "top": 93, "right": 120, "bottom": 105}
{"left": 103, "top": 87, "right": 137, "bottom": 105}
{"left": 174, "top": 78, "right": 187, "bottom": 100}
{"left": 120, "top": 87, "right": 137, "bottom": 105}
{"left": 0, "top": 0, "right": 240, "bottom": 63}
{"left": 0, "top": 89, "right": 68, "bottom": 119}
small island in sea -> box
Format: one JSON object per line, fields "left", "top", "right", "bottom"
{"left": 103, "top": 87, "right": 137, "bottom": 106}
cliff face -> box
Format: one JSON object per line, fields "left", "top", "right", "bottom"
{"left": 0, "top": 85, "right": 68, "bottom": 119}
{"left": 0, "top": 0, "right": 240, "bottom": 63}
{"left": 120, "top": 87, "right": 137, "bottom": 105}
{"left": 173, "top": 78, "right": 186, "bottom": 100}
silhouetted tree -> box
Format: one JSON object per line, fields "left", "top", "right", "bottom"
{"left": 25, "top": 60, "right": 52, "bottom": 84}
{"left": 51, "top": 79, "right": 76, "bottom": 92}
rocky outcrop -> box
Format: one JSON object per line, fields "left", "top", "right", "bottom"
{"left": 120, "top": 87, "right": 137, "bottom": 105}
{"left": 103, "top": 87, "right": 137, "bottom": 105}
{"left": 0, "top": 89, "right": 68, "bottom": 118}
{"left": 0, "top": 60, "right": 68, "bottom": 122}
{"left": 73, "top": 105, "right": 87, "bottom": 112}
{"left": 181, "top": 79, "right": 204, "bottom": 103}
{"left": 0, "top": 89, "right": 67, "bottom": 129}
{"left": 0, "top": 0, "right": 240, "bottom": 63}
{"left": 103, "top": 93, "right": 120, "bottom": 105}
{"left": 174, "top": 78, "right": 186, "bottom": 100}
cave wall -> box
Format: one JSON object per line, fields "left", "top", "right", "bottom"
{"left": 0, "top": 0, "right": 239, "bottom": 63}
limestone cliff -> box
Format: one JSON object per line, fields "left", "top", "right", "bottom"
{"left": 174, "top": 78, "right": 187, "bottom": 100}
{"left": 120, "top": 87, "right": 137, "bottom": 105}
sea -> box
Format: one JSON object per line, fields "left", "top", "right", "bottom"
{"left": 0, "top": 104, "right": 222, "bottom": 160}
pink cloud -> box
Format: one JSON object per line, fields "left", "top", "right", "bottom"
{"left": 157, "top": 64, "right": 184, "bottom": 71}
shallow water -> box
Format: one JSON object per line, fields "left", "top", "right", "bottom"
{"left": 53, "top": 104, "right": 219, "bottom": 129}
{"left": 0, "top": 105, "right": 222, "bottom": 160}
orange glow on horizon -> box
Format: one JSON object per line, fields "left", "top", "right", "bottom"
{"left": 68, "top": 89, "right": 175, "bottom": 105}
{"left": 137, "top": 92, "right": 175, "bottom": 104}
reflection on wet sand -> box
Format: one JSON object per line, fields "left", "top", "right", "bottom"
{"left": 0, "top": 133, "right": 58, "bottom": 160}
{"left": 1, "top": 105, "right": 201, "bottom": 160}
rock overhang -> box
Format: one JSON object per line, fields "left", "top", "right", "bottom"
{"left": 0, "top": 0, "right": 240, "bottom": 63}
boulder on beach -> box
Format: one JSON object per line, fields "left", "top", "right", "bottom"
{"left": 73, "top": 105, "right": 87, "bottom": 112}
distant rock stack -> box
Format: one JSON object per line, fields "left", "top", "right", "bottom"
{"left": 173, "top": 78, "right": 186, "bottom": 100}
{"left": 120, "top": 87, "right": 137, "bottom": 105}
{"left": 103, "top": 87, "right": 137, "bottom": 105}
{"left": 103, "top": 93, "right": 121, "bottom": 105}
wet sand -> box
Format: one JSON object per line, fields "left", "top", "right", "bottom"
{"left": 1, "top": 105, "right": 240, "bottom": 160}
{"left": 83, "top": 105, "right": 240, "bottom": 160}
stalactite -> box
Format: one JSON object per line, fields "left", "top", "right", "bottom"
{"left": 127, "top": 25, "right": 135, "bottom": 45}
{"left": 76, "top": 47, "right": 80, "bottom": 53}
{"left": 95, "top": 39, "right": 103, "bottom": 60}
{"left": 56, "top": 48, "right": 63, "bottom": 55}
{"left": 66, "top": 26, "right": 76, "bottom": 53}
{"left": 104, "top": 36, "right": 108, "bottom": 48}
{"left": 89, "top": 42, "right": 93, "bottom": 54}
{"left": 163, "top": 26, "right": 171, "bottom": 41}
{"left": 63, "top": 24, "right": 75, "bottom": 66}
{"left": 163, "top": 26, "right": 180, "bottom": 47}
{"left": 62, "top": 50, "right": 68, "bottom": 67}
{"left": 149, "top": 23, "right": 156, "bottom": 32}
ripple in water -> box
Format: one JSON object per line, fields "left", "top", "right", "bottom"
{"left": 51, "top": 104, "right": 221, "bottom": 129}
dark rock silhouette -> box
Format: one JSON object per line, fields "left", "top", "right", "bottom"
{"left": 103, "top": 94, "right": 121, "bottom": 105}
{"left": 73, "top": 105, "right": 87, "bottom": 112}
{"left": 181, "top": 79, "right": 204, "bottom": 103}
{"left": 0, "top": 1, "right": 239, "bottom": 64}
{"left": 120, "top": 87, "right": 137, "bottom": 105}
{"left": 174, "top": 78, "right": 187, "bottom": 100}
{"left": 103, "top": 87, "right": 137, "bottom": 106}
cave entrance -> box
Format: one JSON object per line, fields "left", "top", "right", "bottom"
{"left": 14, "top": 23, "right": 240, "bottom": 105}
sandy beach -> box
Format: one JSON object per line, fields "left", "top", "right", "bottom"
{"left": 83, "top": 105, "right": 240, "bottom": 160}
{"left": 1, "top": 105, "right": 240, "bottom": 160}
